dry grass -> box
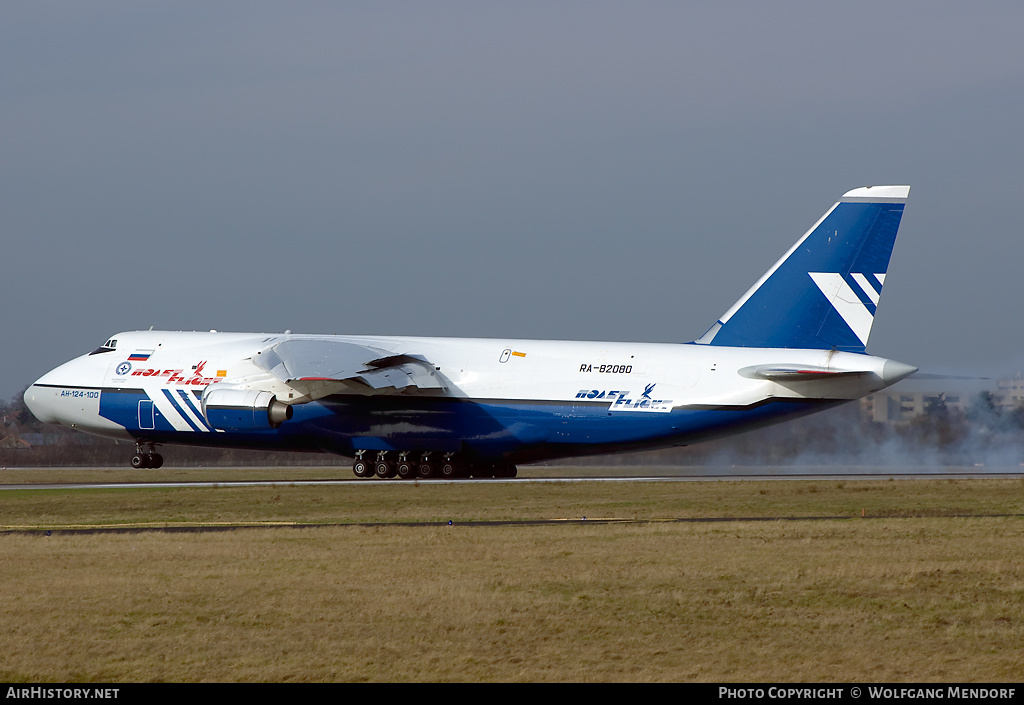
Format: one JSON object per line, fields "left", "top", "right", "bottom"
{"left": 1, "top": 476, "right": 1023, "bottom": 682}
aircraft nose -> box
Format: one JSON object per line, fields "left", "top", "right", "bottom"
{"left": 23, "top": 382, "right": 59, "bottom": 424}
{"left": 881, "top": 359, "right": 918, "bottom": 385}
{"left": 22, "top": 354, "right": 98, "bottom": 425}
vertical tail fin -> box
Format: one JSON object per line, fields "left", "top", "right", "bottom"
{"left": 694, "top": 185, "right": 909, "bottom": 352}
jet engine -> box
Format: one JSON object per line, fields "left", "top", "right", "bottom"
{"left": 201, "top": 387, "right": 293, "bottom": 431}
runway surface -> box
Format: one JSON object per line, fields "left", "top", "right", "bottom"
{"left": 3, "top": 469, "right": 1023, "bottom": 492}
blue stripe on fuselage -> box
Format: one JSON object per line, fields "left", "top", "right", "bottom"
{"left": 97, "top": 388, "right": 836, "bottom": 461}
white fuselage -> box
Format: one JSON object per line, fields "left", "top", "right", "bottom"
{"left": 25, "top": 330, "right": 915, "bottom": 464}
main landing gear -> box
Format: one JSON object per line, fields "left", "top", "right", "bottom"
{"left": 352, "top": 450, "right": 516, "bottom": 480}
{"left": 130, "top": 442, "right": 164, "bottom": 469}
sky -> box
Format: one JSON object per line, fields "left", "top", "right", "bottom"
{"left": 4, "top": 2, "right": 1024, "bottom": 402}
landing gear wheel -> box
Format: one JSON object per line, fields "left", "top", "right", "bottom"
{"left": 440, "top": 459, "right": 460, "bottom": 478}
{"left": 418, "top": 462, "right": 436, "bottom": 479}
{"left": 397, "top": 461, "right": 417, "bottom": 479}
{"left": 353, "top": 459, "right": 372, "bottom": 478}
{"left": 131, "top": 453, "right": 146, "bottom": 469}
{"left": 148, "top": 453, "right": 164, "bottom": 469}
{"left": 375, "top": 460, "right": 397, "bottom": 479}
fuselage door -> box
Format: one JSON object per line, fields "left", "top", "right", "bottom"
{"left": 139, "top": 400, "right": 155, "bottom": 430}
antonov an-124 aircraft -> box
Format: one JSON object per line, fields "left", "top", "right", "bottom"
{"left": 26, "top": 185, "right": 915, "bottom": 478}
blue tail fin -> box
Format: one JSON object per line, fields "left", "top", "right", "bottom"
{"left": 694, "top": 185, "right": 909, "bottom": 352}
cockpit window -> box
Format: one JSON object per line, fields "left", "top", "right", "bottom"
{"left": 88, "top": 338, "right": 118, "bottom": 355}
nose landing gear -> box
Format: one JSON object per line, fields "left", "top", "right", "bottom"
{"left": 130, "top": 442, "right": 164, "bottom": 469}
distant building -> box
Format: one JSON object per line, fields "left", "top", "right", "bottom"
{"left": 0, "top": 434, "right": 32, "bottom": 449}
{"left": 862, "top": 375, "right": 1024, "bottom": 425}
{"left": 861, "top": 390, "right": 966, "bottom": 424}
{"left": 997, "top": 374, "right": 1024, "bottom": 407}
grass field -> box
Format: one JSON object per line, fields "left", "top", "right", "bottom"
{"left": 1, "top": 469, "right": 1023, "bottom": 682}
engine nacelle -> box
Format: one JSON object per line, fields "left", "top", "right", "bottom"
{"left": 201, "top": 387, "right": 293, "bottom": 431}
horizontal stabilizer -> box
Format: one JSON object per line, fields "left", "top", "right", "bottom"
{"left": 740, "top": 358, "right": 916, "bottom": 386}
{"left": 740, "top": 364, "right": 868, "bottom": 380}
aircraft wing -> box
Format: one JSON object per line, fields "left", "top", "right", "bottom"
{"left": 252, "top": 339, "right": 446, "bottom": 393}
